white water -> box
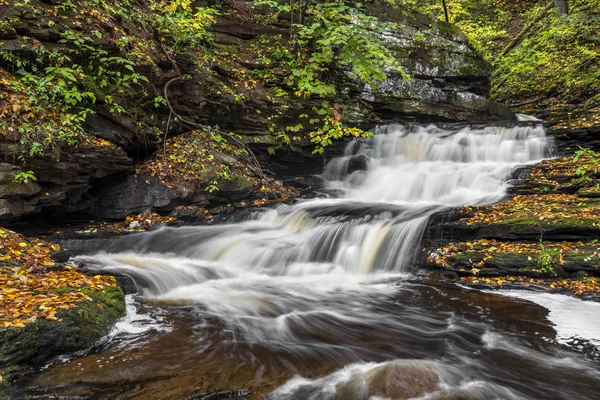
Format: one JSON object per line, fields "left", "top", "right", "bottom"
{"left": 324, "top": 124, "right": 548, "bottom": 205}
{"left": 516, "top": 113, "right": 542, "bottom": 122}
{"left": 111, "top": 295, "right": 172, "bottom": 336}
{"left": 269, "top": 359, "right": 527, "bottom": 400}
{"left": 78, "top": 123, "right": 552, "bottom": 330}
{"left": 498, "top": 291, "right": 600, "bottom": 349}
{"left": 80, "top": 123, "right": 550, "bottom": 274}
{"left": 74, "top": 123, "right": 587, "bottom": 398}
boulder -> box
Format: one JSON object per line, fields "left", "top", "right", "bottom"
{"left": 0, "top": 287, "right": 126, "bottom": 383}
{"left": 94, "top": 174, "right": 174, "bottom": 220}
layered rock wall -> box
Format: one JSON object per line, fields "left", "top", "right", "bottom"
{"left": 0, "top": 0, "right": 514, "bottom": 221}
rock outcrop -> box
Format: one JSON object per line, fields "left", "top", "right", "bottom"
{"left": 0, "top": 286, "right": 126, "bottom": 388}
{"left": 363, "top": 5, "right": 514, "bottom": 123}
{"left": 0, "top": 0, "right": 514, "bottom": 222}
{"left": 419, "top": 145, "right": 600, "bottom": 280}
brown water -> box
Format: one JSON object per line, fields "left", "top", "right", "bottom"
{"left": 17, "top": 279, "right": 600, "bottom": 399}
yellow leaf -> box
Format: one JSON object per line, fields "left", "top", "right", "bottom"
{"left": 18, "top": 242, "right": 28, "bottom": 247}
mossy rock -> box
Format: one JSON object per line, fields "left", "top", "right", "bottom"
{"left": 438, "top": 243, "right": 600, "bottom": 278}
{"left": 447, "top": 217, "right": 600, "bottom": 242}
{"left": 577, "top": 190, "right": 600, "bottom": 198}
{"left": 0, "top": 286, "right": 125, "bottom": 383}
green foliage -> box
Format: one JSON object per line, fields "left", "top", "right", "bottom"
{"left": 409, "top": 0, "right": 600, "bottom": 123}
{"left": 537, "top": 240, "right": 556, "bottom": 275}
{"left": 153, "top": 96, "right": 168, "bottom": 108}
{"left": 0, "top": 0, "right": 222, "bottom": 160}
{"left": 13, "top": 171, "right": 37, "bottom": 184}
{"left": 572, "top": 147, "right": 600, "bottom": 186}
{"left": 402, "top": 0, "right": 511, "bottom": 61}
{"left": 1, "top": 14, "right": 152, "bottom": 159}
{"left": 308, "top": 102, "right": 373, "bottom": 154}
{"left": 252, "top": 0, "right": 395, "bottom": 152}
{"left": 493, "top": 7, "right": 600, "bottom": 104}
{"left": 147, "top": 0, "right": 218, "bottom": 55}
{"left": 254, "top": 0, "right": 407, "bottom": 97}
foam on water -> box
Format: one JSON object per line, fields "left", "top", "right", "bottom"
{"left": 268, "top": 359, "right": 526, "bottom": 400}
{"left": 110, "top": 295, "right": 172, "bottom": 336}
{"left": 496, "top": 291, "right": 600, "bottom": 349}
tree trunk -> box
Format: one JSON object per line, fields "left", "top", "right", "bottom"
{"left": 441, "top": 0, "right": 449, "bottom": 22}
{"left": 299, "top": 0, "right": 311, "bottom": 25}
{"left": 554, "top": 0, "right": 568, "bottom": 15}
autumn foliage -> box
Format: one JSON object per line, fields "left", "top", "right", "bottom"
{"left": 0, "top": 228, "right": 117, "bottom": 328}
{"left": 427, "top": 153, "right": 600, "bottom": 297}
{"left": 461, "top": 194, "right": 600, "bottom": 226}
{"left": 459, "top": 275, "right": 600, "bottom": 297}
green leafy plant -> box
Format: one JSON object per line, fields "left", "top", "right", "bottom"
{"left": 536, "top": 239, "right": 556, "bottom": 275}
{"left": 254, "top": 0, "right": 407, "bottom": 97}
{"left": 147, "top": 0, "right": 218, "bottom": 54}
{"left": 573, "top": 146, "right": 600, "bottom": 184}
{"left": 309, "top": 102, "right": 373, "bottom": 154}
{"left": 252, "top": 0, "right": 396, "bottom": 152}
{"left": 13, "top": 171, "right": 38, "bottom": 184}
{"left": 1, "top": 22, "right": 152, "bottom": 159}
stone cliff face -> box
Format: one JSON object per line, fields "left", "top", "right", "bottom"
{"left": 362, "top": 5, "right": 513, "bottom": 123}
{"left": 0, "top": 0, "right": 514, "bottom": 222}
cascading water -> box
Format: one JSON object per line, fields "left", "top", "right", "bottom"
{"left": 80, "top": 123, "right": 551, "bottom": 277}
{"left": 20, "top": 123, "right": 600, "bottom": 399}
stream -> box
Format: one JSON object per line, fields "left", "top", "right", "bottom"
{"left": 17, "top": 124, "right": 600, "bottom": 399}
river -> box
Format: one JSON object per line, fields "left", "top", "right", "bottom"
{"left": 17, "top": 124, "right": 600, "bottom": 399}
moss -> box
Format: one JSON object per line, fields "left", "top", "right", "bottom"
{"left": 0, "top": 286, "right": 125, "bottom": 381}
{"left": 499, "top": 216, "right": 600, "bottom": 230}
{"left": 436, "top": 238, "right": 600, "bottom": 279}
{"left": 577, "top": 190, "right": 600, "bottom": 198}
{"left": 0, "top": 365, "right": 21, "bottom": 390}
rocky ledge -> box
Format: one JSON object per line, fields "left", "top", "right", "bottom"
{"left": 419, "top": 145, "right": 600, "bottom": 298}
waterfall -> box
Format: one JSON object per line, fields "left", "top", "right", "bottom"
{"left": 324, "top": 124, "right": 549, "bottom": 204}
{"left": 77, "top": 122, "right": 551, "bottom": 317}
{"left": 41, "top": 123, "right": 600, "bottom": 400}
